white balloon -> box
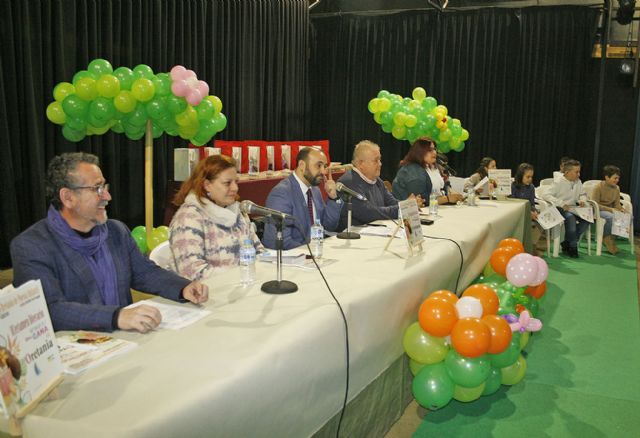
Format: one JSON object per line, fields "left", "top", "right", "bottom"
{"left": 455, "top": 296, "right": 483, "bottom": 318}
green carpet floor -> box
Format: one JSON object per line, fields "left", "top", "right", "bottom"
{"left": 414, "top": 239, "right": 640, "bottom": 438}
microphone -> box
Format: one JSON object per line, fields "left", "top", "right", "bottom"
{"left": 436, "top": 157, "right": 457, "bottom": 176}
{"left": 240, "top": 200, "right": 290, "bottom": 220}
{"left": 336, "top": 182, "right": 368, "bottom": 201}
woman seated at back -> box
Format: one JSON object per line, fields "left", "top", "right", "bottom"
{"left": 169, "top": 155, "right": 263, "bottom": 281}
{"left": 392, "top": 138, "right": 464, "bottom": 204}
{"left": 464, "top": 156, "right": 497, "bottom": 195}
{"left": 591, "top": 165, "right": 624, "bottom": 255}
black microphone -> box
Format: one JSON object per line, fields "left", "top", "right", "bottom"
{"left": 335, "top": 182, "right": 368, "bottom": 201}
{"left": 240, "top": 200, "right": 290, "bottom": 220}
{"left": 436, "top": 157, "right": 457, "bottom": 176}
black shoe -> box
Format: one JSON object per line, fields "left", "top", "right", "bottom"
{"left": 568, "top": 247, "right": 579, "bottom": 258}
{"left": 560, "top": 241, "right": 569, "bottom": 254}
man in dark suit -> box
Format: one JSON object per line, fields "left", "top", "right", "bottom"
{"left": 337, "top": 140, "right": 400, "bottom": 230}
{"left": 262, "top": 147, "right": 342, "bottom": 249}
{"left": 10, "top": 152, "right": 208, "bottom": 333}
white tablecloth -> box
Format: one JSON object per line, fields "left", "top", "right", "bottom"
{"left": 14, "top": 200, "right": 526, "bottom": 438}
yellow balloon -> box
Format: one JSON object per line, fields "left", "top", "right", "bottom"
{"left": 114, "top": 90, "right": 137, "bottom": 113}
{"left": 206, "top": 95, "right": 223, "bottom": 114}
{"left": 393, "top": 112, "right": 407, "bottom": 126}
{"left": 519, "top": 331, "right": 530, "bottom": 350}
{"left": 435, "top": 105, "right": 448, "bottom": 116}
{"left": 377, "top": 98, "right": 391, "bottom": 112}
{"left": 405, "top": 114, "right": 417, "bottom": 128}
{"left": 53, "top": 82, "right": 75, "bottom": 102}
{"left": 453, "top": 383, "right": 486, "bottom": 402}
{"left": 412, "top": 86, "right": 427, "bottom": 101}
{"left": 131, "top": 78, "right": 155, "bottom": 102}
{"left": 96, "top": 74, "right": 121, "bottom": 98}
{"left": 461, "top": 129, "right": 470, "bottom": 141}
{"left": 75, "top": 77, "right": 98, "bottom": 101}
{"left": 46, "top": 102, "right": 66, "bottom": 125}
{"left": 501, "top": 354, "right": 527, "bottom": 385}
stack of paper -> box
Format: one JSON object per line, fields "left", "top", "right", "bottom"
{"left": 57, "top": 331, "right": 137, "bottom": 375}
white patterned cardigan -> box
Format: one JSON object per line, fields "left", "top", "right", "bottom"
{"left": 169, "top": 193, "right": 263, "bottom": 281}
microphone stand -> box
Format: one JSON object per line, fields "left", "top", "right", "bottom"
{"left": 337, "top": 193, "right": 361, "bottom": 240}
{"left": 261, "top": 218, "right": 298, "bottom": 294}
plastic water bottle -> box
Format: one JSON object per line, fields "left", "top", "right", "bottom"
{"left": 429, "top": 193, "right": 439, "bottom": 217}
{"left": 239, "top": 239, "right": 256, "bottom": 285}
{"left": 310, "top": 219, "right": 324, "bottom": 259}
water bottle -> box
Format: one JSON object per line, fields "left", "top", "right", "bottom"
{"left": 310, "top": 219, "right": 324, "bottom": 259}
{"left": 429, "top": 193, "right": 439, "bottom": 217}
{"left": 239, "top": 239, "right": 256, "bottom": 285}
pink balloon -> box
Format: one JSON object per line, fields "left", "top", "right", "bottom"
{"left": 529, "top": 257, "right": 548, "bottom": 286}
{"left": 196, "top": 80, "right": 209, "bottom": 96}
{"left": 186, "top": 89, "right": 203, "bottom": 106}
{"left": 506, "top": 253, "right": 539, "bottom": 287}
{"left": 171, "top": 80, "right": 189, "bottom": 96}
{"left": 170, "top": 65, "right": 187, "bottom": 80}
{"left": 186, "top": 69, "right": 196, "bottom": 78}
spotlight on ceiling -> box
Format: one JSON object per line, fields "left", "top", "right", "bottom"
{"left": 616, "top": 0, "right": 636, "bottom": 25}
{"left": 428, "top": 1, "right": 449, "bottom": 12}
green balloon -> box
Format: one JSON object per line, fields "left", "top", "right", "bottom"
{"left": 114, "top": 67, "right": 135, "bottom": 90}
{"left": 88, "top": 113, "right": 109, "bottom": 128}
{"left": 126, "top": 104, "right": 148, "bottom": 127}
{"left": 66, "top": 116, "right": 87, "bottom": 132}
{"left": 151, "top": 123, "right": 163, "bottom": 139}
{"left": 125, "top": 126, "right": 145, "bottom": 140}
{"left": 133, "top": 64, "right": 154, "bottom": 79}
{"left": 88, "top": 59, "right": 113, "bottom": 77}
{"left": 490, "top": 332, "right": 521, "bottom": 368}
{"left": 500, "top": 354, "right": 527, "bottom": 385}
{"left": 412, "top": 363, "right": 455, "bottom": 410}
{"left": 453, "top": 382, "right": 485, "bottom": 402}
{"left": 444, "top": 350, "right": 491, "bottom": 388}
{"left": 482, "top": 366, "right": 502, "bottom": 396}
{"left": 403, "top": 322, "right": 448, "bottom": 365}
{"left": 527, "top": 297, "right": 539, "bottom": 317}
{"left": 131, "top": 227, "right": 148, "bottom": 254}
{"left": 62, "top": 95, "right": 89, "bottom": 118}
{"left": 166, "top": 95, "right": 187, "bottom": 115}
{"left": 211, "top": 112, "right": 227, "bottom": 132}
{"left": 62, "top": 124, "right": 86, "bottom": 142}
{"left": 111, "top": 121, "right": 125, "bottom": 134}
{"left": 152, "top": 73, "right": 172, "bottom": 97}
{"left": 89, "top": 97, "right": 116, "bottom": 121}
{"left": 422, "top": 96, "right": 437, "bottom": 112}
{"left": 146, "top": 98, "right": 168, "bottom": 120}
{"left": 195, "top": 99, "right": 215, "bottom": 120}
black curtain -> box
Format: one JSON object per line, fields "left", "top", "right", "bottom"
{"left": 0, "top": 0, "right": 309, "bottom": 267}
{"left": 309, "top": 6, "right": 601, "bottom": 184}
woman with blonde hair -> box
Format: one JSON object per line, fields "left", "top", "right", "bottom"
{"left": 169, "top": 155, "right": 262, "bottom": 280}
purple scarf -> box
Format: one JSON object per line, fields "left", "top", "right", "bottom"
{"left": 46, "top": 206, "right": 120, "bottom": 306}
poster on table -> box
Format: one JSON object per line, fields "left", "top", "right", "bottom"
{"left": 247, "top": 146, "right": 260, "bottom": 175}
{"left": 0, "top": 280, "right": 62, "bottom": 417}
{"left": 232, "top": 147, "right": 242, "bottom": 173}
{"left": 266, "top": 145, "right": 275, "bottom": 172}
{"left": 488, "top": 169, "right": 512, "bottom": 197}
{"left": 281, "top": 145, "right": 291, "bottom": 170}
{"left": 398, "top": 198, "right": 424, "bottom": 247}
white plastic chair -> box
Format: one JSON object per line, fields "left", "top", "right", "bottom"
{"left": 149, "top": 241, "right": 173, "bottom": 269}
{"left": 583, "top": 181, "right": 634, "bottom": 255}
{"left": 536, "top": 185, "right": 572, "bottom": 257}
{"left": 620, "top": 193, "right": 635, "bottom": 254}
{"left": 539, "top": 178, "right": 554, "bottom": 186}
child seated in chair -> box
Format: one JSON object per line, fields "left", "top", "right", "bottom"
{"left": 591, "top": 165, "right": 624, "bottom": 255}
{"left": 541, "top": 159, "right": 589, "bottom": 258}
{"left": 511, "top": 163, "right": 544, "bottom": 256}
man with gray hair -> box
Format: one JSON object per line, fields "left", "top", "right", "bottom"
{"left": 336, "top": 140, "right": 400, "bottom": 230}
{"left": 11, "top": 152, "right": 208, "bottom": 333}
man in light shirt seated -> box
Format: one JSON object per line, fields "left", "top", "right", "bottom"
{"left": 11, "top": 153, "right": 208, "bottom": 333}
{"left": 541, "top": 159, "right": 589, "bottom": 258}
{"left": 262, "top": 147, "right": 342, "bottom": 250}
{"left": 336, "top": 140, "right": 402, "bottom": 230}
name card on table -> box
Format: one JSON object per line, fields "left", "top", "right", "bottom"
{"left": 0, "top": 280, "right": 63, "bottom": 429}
{"left": 385, "top": 199, "right": 424, "bottom": 258}
{"left": 488, "top": 169, "right": 512, "bottom": 197}
{"left": 247, "top": 146, "right": 261, "bottom": 176}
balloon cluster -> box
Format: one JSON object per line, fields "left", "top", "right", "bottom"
{"left": 46, "top": 59, "right": 227, "bottom": 145}
{"left": 131, "top": 225, "right": 169, "bottom": 254}
{"left": 403, "top": 238, "right": 549, "bottom": 410}
{"left": 368, "top": 87, "right": 469, "bottom": 152}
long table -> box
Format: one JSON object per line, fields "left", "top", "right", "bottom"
{"left": 12, "top": 199, "right": 528, "bottom": 438}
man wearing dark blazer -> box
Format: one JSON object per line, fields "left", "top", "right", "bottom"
{"left": 10, "top": 153, "right": 208, "bottom": 333}
{"left": 262, "top": 147, "right": 342, "bottom": 249}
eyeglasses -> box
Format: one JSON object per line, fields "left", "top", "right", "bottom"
{"left": 70, "top": 183, "right": 110, "bottom": 197}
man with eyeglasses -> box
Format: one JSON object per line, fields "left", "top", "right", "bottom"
{"left": 336, "top": 140, "right": 401, "bottom": 230}
{"left": 10, "top": 152, "right": 208, "bottom": 333}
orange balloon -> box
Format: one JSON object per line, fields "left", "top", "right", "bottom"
{"left": 428, "top": 290, "right": 459, "bottom": 305}
{"left": 525, "top": 282, "right": 547, "bottom": 299}
{"left": 490, "top": 246, "right": 521, "bottom": 276}
{"left": 498, "top": 238, "right": 525, "bottom": 253}
{"left": 450, "top": 317, "right": 491, "bottom": 358}
{"left": 462, "top": 284, "right": 499, "bottom": 315}
{"left": 418, "top": 297, "right": 458, "bottom": 337}
{"left": 481, "top": 314, "right": 513, "bottom": 354}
